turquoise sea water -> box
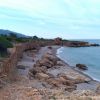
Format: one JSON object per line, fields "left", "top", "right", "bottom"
{"left": 57, "top": 39, "right": 100, "bottom": 81}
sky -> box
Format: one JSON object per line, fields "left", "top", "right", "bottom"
{"left": 0, "top": 0, "right": 100, "bottom": 39}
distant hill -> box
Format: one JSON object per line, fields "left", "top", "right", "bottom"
{"left": 0, "top": 29, "right": 28, "bottom": 38}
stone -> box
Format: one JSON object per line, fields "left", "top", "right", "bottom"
{"left": 46, "top": 78, "right": 62, "bottom": 87}
{"left": 48, "top": 46, "right": 52, "bottom": 49}
{"left": 16, "top": 65, "right": 26, "bottom": 70}
{"left": 76, "top": 64, "right": 88, "bottom": 70}
{"left": 29, "top": 68, "right": 37, "bottom": 77}
{"left": 39, "top": 58, "right": 53, "bottom": 68}
{"left": 65, "top": 85, "right": 77, "bottom": 92}
{"left": 96, "top": 84, "right": 100, "bottom": 94}
{"left": 29, "top": 66, "right": 47, "bottom": 77}
{"left": 43, "top": 53, "right": 57, "bottom": 64}
{"left": 57, "top": 73, "right": 72, "bottom": 80}
{"left": 57, "top": 61, "right": 64, "bottom": 66}
{"left": 63, "top": 79, "right": 75, "bottom": 86}
{"left": 35, "top": 73, "right": 50, "bottom": 80}
{"left": 74, "top": 77, "right": 86, "bottom": 84}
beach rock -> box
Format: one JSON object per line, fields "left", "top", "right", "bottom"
{"left": 96, "top": 84, "right": 100, "bottom": 94}
{"left": 35, "top": 60, "right": 41, "bottom": 67}
{"left": 37, "top": 67, "right": 47, "bottom": 73}
{"left": 43, "top": 53, "right": 58, "bottom": 64}
{"left": 39, "top": 58, "right": 53, "bottom": 68}
{"left": 48, "top": 46, "right": 52, "bottom": 49}
{"left": 46, "top": 78, "right": 61, "bottom": 87}
{"left": 57, "top": 73, "right": 73, "bottom": 80}
{"left": 64, "top": 80, "right": 75, "bottom": 86}
{"left": 29, "top": 66, "right": 47, "bottom": 76}
{"left": 57, "top": 61, "right": 64, "bottom": 66}
{"left": 76, "top": 64, "right": 88, "bottom": 70}
{"left": 57, "top": 73, "right": 88, "bottom": 84}
{"left": 35, "top": 73, "right": 50, "bottom": 80}
{"left": 29, "top": 68, "right": 37, "bottom": 77}
{"left": 16, "top": 65, "right": 26, "bottom": 70}
{"left": 65, "top": 85, "right": 77, "bottom": 92}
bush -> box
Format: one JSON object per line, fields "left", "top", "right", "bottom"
{"left": 0, "top": 36, "right": 13, "bottom": 48}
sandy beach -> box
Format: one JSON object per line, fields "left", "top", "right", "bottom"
{"left": 0, "top": 46, "right": 100, "bottom": 100}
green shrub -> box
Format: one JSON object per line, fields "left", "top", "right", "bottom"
{"left": 0, "top": 36, "right": 13, "bottom": 48}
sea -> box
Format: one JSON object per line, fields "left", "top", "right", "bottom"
{"left": 57, "top": 39, "right": 100, "bottom": 81}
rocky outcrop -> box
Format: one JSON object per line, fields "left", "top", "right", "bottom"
{"left": 90, "top": 43, "right": 100, "bottom": 46}
{"left": 29, "top": 53, "right": 78, "bottom": 92}
{"left": 76, "top": 64, "right": 88, "bottom": 70}
{"left": 68, "top": 41, "right": 89, "bottom": 47}
{"left": 29, "top": 51, "right": 94, "bottom": 93}
{"left": 54, "top": 37, "right": 62, "bottom": 45}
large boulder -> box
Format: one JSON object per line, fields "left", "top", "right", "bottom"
{"left": 29, "top": 65, "right": 47, "bottom": 77}
{"left": 39, "top": 58, "right": 53, "bottom": 68}
{"left": 65, "top": 85, "right": 77, "bottom": 92}
{"left": 46, "top": 78, "right": 62, "bottom": 87}
{"left": 58, "top": 76, "right": 75, "bottom": 86}
{"left": 56, "top": 61, "right": 64, "bottom": 66}
{"left": 43, "top": 54, "right": 57, "bottom": 65}
{"left": 76, "top": 64, "right": 88, "bottom": 70}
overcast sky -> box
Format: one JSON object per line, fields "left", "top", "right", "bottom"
{"left": 0, "top": 0, "right": 100, "bottom": 39}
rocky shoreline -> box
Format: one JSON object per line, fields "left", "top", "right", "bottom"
{"left": 0, "top": 45, "right": 100, "bottom": 100}
{"left": 29, "top": 46, "right": 100, "bottom": 96}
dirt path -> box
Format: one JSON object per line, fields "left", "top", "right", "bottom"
{"left": 0, "top": 47, "right": 52, "bottom": 100}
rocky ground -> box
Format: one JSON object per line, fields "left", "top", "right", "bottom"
{"left": 0, "top": 46, "right": 100, "bottom": 100}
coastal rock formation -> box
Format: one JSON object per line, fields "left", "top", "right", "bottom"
{"left": 68, "top": 41, "right": 89, "bottom": 47}
{"left": 76, "top": 64, "right": 88, "bottom": 70}
{"left": 90, "top": 43, "right": 100, "bottom": 46}
{"left": 29, "top": 53, "right": 78, "bottom": 91}
{"left": 54, "top": 37, "right": 62, "bottom": 45}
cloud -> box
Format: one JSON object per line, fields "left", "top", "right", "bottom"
{"left": 0, "top": 0, "right": 100, "bottom": 39}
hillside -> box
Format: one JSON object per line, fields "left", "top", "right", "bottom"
{"left": 0, "top": 29, "right": 27, "bottom": 38}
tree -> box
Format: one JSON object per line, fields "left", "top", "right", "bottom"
{"left": 32, "top": 36, "right": 39, "bottom": 40}
{"left": 0, "top": 36, "right": 13, "bottom": 48}
{"left": 0, "top": 36, "right": 13, "bottom": 57}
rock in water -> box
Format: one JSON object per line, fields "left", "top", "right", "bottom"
{"left": 76, "top": 64, "right": 88, "bottom": 70}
